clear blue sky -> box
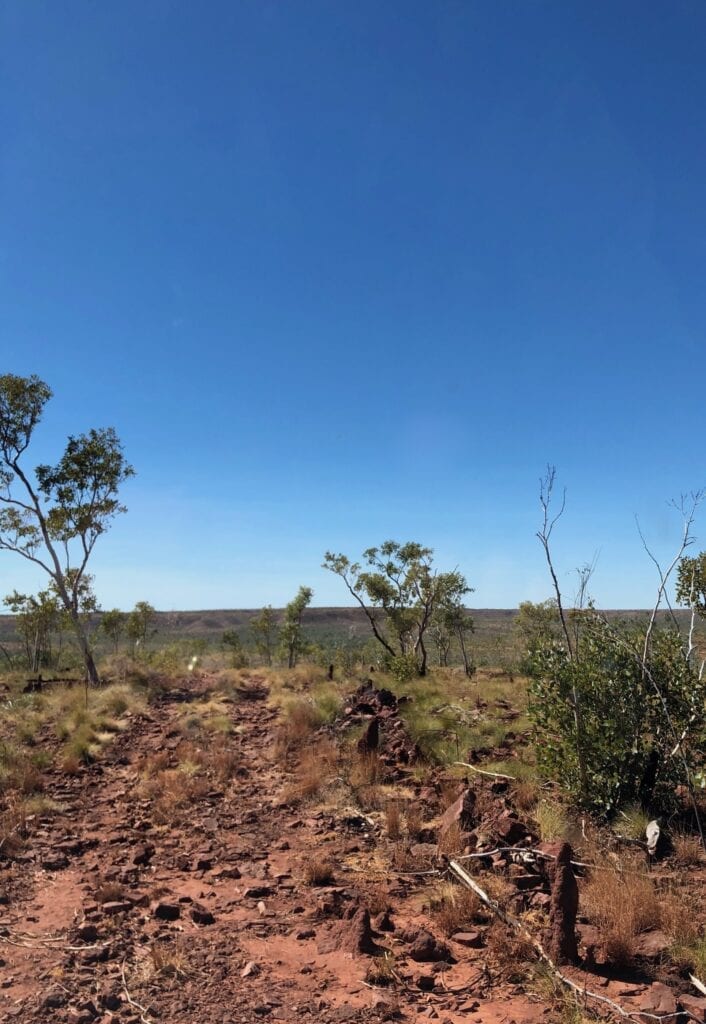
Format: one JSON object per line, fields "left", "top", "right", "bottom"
{"left": 2, "top": 1, "right": 705, "bottom": 611}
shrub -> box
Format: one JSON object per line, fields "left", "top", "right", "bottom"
{"left": 527, "top": 614, "right": 706, "bottom": 815}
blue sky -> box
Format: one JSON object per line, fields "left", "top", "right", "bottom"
{"left": 1, "top": 1, "right": 705, "bottom": 610}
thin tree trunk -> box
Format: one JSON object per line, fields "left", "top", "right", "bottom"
{"left": 419, "top": 637, "right": 428, "bottom": 676}
{"left": 67, "top": 606, "right": 100, "bottom": 686}
{"left": 458, "top": 629, "right": 472, "bottom": 677}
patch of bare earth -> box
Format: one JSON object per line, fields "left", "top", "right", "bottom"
{"left": 1, "top": 675, "right": 703, "bottom": 1024}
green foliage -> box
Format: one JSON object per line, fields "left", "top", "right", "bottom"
{"left": 279, "top": 586, "right": 313, "bottom": 669}
{"left": 526, "top": 612, "right": 706, "bottom": 814}
{"left": 249, "top": 604, "right": 277, "bottom": 665}
{"left": 100, "top": 608, "right": 127, "bottom": 653}
{"left": 676, "top": 552, "right": 706, "bottom": 617}
{"left": 388, "top": 653, "right": 418, "bottom": 683}
{"left": 127, "top": 601, "right": 157, "bottom": 654}
{"left": 323, "top": 541, "right": 471, "bottom": 676}
{"left": 222, "top": 629, "right": 248, "bottom": 668}
{"left": 0, "top": 374, "right": 133, "bottom": 684}
{"left": 4, "top": 588, "right": 61, "bottom": 672}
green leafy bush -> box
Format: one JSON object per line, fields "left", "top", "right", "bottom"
{"left": 526, "top": 612, "right": 706, "bottom": 815}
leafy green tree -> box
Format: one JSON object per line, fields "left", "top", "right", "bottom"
{"left": 323, "top": 542, "right": 470, "bottom": 676}
{"left": 676, "top": 552, "right": 706, "bottom": 616}
{"left": 280, "top": 586, "right": 312, "bottom": 669}
{"left": 250, "top": 604, "right": 278, "bottom": 666}
{"left": 0, "top": 374, "right": 133, "bottom": 684}
{"left": 4, "top": 588, "right": 61, "bottom": 672}
{"left": 101, "top": 608, "right": 127, "bottom": 654}
{"left": 222, "top": 628, "right": 248, "bottom": 668}
{"left": 431, "top": 597, "right": 475, "bottom": 676}
{"left": 126, "top": 601, "right": 157, "bottom": 655}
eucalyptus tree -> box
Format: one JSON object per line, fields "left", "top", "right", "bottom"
{"left": 323, "top": 541, "right": 471, "bottom": 676}
{"left": 0, "top": 374, "right": 134, "bottom": 684}
{"left": 250, "top": 604, "right": 277, "bottom": 666}
{"left": 100, "top": 608, "right": 127, "bottom": 654}
{"left": 280, "top": 587, "right": 313, "bottom": 669}
{"left": 126, "top": 600, "right": 157, "bottom": 654}
{"left": 4, "top": 588, "right": 61, "bottom": 672}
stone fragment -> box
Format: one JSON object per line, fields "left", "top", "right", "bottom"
{"left": 640, "top": 982, "right": 677, "bottom": 1017}
{"left": 132, "top": 844, "right": 154, "bottom": 866}
{"left": 407, "top": 930, "right": 452, "bottom": 963}
{"left": 680, "top": 995, "right": 706, "bottom": 1022}
{"left": 439, "top": 790, "right": 476, "bottom": 841}
{"left": 244, "top": 885, "right": 273, "bottom": 898}
{"left": 357, "top": 718, "right": 379, "bottom": 754}
{"left": 451, "top": 930, "right": 484, "bottom": 948}
{"left": 318, "top": 907, "right": 379, "bottom": 955}
{"left": 101, "top": 901, "right": 132, "bottom": 916}
{"left": 634, "top": 929, "right": 670, "bottom": 960}
{"left": 190, "top": 903, "right": 215, "bottom": 925}
{"left": 153, "top": 901, "right": 181, "bottom": 921}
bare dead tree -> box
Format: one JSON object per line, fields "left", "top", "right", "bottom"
{"left": 630, "top": 492, "right": 706, "bottom": 848}
{"left": 536, "top": 466, "right": 588, "bottom": 799}
{"left": 537, "top": 466, "right": 574, "bottom": 660}
{"left": 635, "top": 490, "right": 704, "bottom": 666}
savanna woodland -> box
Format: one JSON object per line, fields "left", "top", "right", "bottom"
{"left": 1, "top": 372, "right": 706, "bottom": 1024}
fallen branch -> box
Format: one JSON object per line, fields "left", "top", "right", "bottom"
{"left": 0, "top": 931, "right": 108, "bottom": 952}
{"left": 121, "top": 961, "right": 153, "bottom": 1024}
{"left": 448, "top": 859, "right": 690, "bottom": 1024}
{"left": 455, "top": 845, "right": 647, "bottom": 875}
{"left": 453, "top": 761, "right": 516, "bottom": 781}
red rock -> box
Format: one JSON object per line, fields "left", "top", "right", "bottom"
{"left": 101, "top": 901, "right": 132, "bottom": 916}
{"left": 318, "top": 907, "right": 380, "bottom": 955}
{"left": 493, "top": 809, "right": 530, "bottom": 844}
{"left": 132, "top": 844, "right": 154, "bottom": 866}
{"left": 244, "top": 885, "right": 273, "bottom": 898}
{"left": 439, "top": 789, "right": 476, "bottom": 841}
{"left": 680, "top": 995, "right": 706, "bottom": 1022}
{"left": 634, "top": 930, "right": 670, "bottom": 960}
{"left": 451, "top": 930, "right": 484, "bottom": 948}
{"left": 190, "top": 903, "right": 215, "bottom": 925}
{"left": 357, "top": 718, "right": 380, "bottom": 753}
{"left": 407, "top": 930, "right": 453, "bottom": 963}
{"left": 373, "top": 911, "right": 395, "bottom": 932}
{"left": 640, "top": 982, "right": 678, "bottom": 1016}
{"left": 153, "top": 901, "right": 181, "bottom": 921}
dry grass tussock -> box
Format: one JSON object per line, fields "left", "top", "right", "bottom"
{"left": 672, "top": 832, "right": 704, "bottom": 867}
{"left": 404, "top": 803, "right": 424, "bottom": 840}
{"left": 139, "top": 768, "right": 210, "bottom": 825}
{"left": 281, "top": 739, "right": 338, "bottom": 803}
{"left": 301, "top": 854, "right": 336, "bottom": 886}
{"left": 0, "top": 794, "right": 29, "bottom": 859}
{"left": 365, "top": 952, "right": 398, "bottom": 987}
{"left": 274, "top": 699, "right": 326, "bottom": 755}
{"left": 430, "top": 881, "right": 482, "bottom": 936}
{"left": 582, "top": 854, "right": 661, "bottom": 965}
{"left": 486, "top": 920, "right": 536, "bottom": 982}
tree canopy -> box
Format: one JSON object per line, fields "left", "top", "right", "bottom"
{"left": 0, "top": 373, "right": 133, "bottom": 684}
{"left": 323, "top": 541, "right": 471, "bottom": 676}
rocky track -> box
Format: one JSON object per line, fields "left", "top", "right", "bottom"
{"left": 0, "top": 679, "right": 695, "bottom": 1024}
